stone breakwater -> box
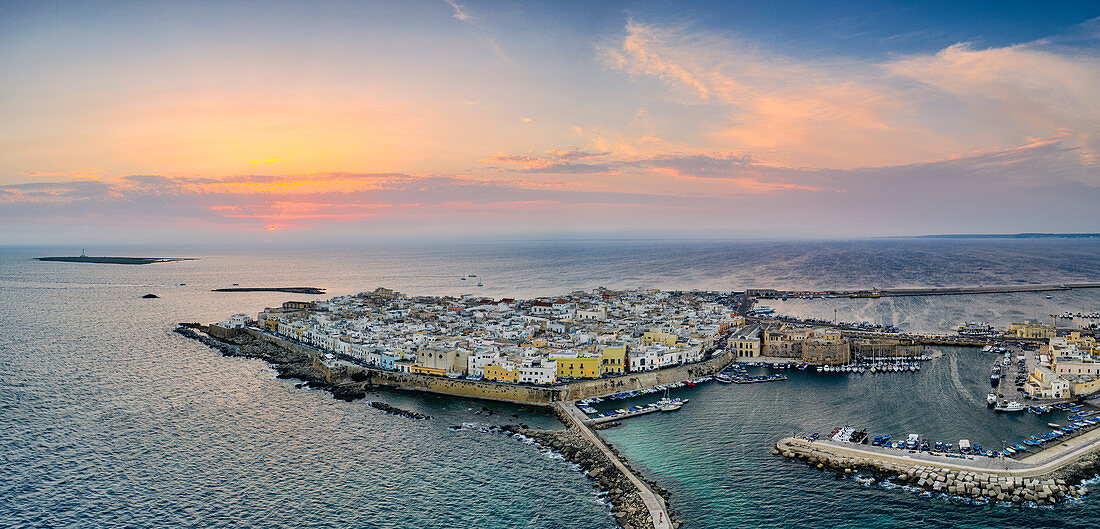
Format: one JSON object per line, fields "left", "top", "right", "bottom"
{"left": 775, "top": 438, "right": 1100, "bottom": 505}
{"left": 506, "top": 424, "right": 681, "bottom": 529}
{"left": 368, "top": 401, "right": 430, "bottom": 420}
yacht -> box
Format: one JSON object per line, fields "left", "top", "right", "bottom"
{"left": 995, "top": 401, "right": 1026, "bottom": 412}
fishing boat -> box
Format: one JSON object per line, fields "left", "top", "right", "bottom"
{"left": 715, "top": 373, "right": 734, "bottom": 383}
{"left": 995, "top": 401, "right": 1026, "bottom": 412}
{"left": 987, "top": 392, "right": 997, "bottom": 406}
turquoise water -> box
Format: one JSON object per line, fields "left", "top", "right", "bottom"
{"left": 2, "top": 239, "right": 1100, "bottom": 528}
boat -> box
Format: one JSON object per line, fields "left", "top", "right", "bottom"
{"left": 906, "top": 434, "right": 919, "bottom": 449}
{"left": 1048, "top": 423, "right": 1061, "bottom": 429}
{"left": 987, "top": 392, "right": 997, "bottom": 406}
{"left": 957, "top": 322, "right": 996, "bottom": 337}
{"left": 995, "top": 401, "right": 1026, "bottom": 412}
{"left": 476, "top": 282, "right": 483, "bottom": 287}
{"left": 460, "top": 277, "right": 467, "bottom": 280}
{"left": 990, "top": 372, "right": 1000, "bottom": 386}
{"left": 1046, "top": 294, "right": 1053, "bottom": 299}
{"left": 959, "top": 439, "right": 971, "bottom": 454}
{"left": 715, "top": 373, "right": 735, "bottom": 383}
{"left": 658, "top": 399, "right": 685, "bottom": 411}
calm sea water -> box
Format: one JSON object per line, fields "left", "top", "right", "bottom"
{"left": 2, "top": 239, "right": 1100, "bottom": 528}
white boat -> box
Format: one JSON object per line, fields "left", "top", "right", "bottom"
{"left": 1048, "top": 423, "right": 1061, "bottom": 429}
{"left": 715, "top": 373, "right": 734, "bottom": 383}
{"left": 987, "top": 392, "right": 997, "bottom": 406}
{"left": 996, "top": 401, "right": 1026, "bottom": 412}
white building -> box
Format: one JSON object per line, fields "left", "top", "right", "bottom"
{"left": 517, "top": 359, "right": 556, "bottom": 384}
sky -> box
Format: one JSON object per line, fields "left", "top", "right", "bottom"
{"left": 1, "top": 0, "right": 1099, "bottom": 244}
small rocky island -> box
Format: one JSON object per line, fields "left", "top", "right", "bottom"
{"left": 37, "top": 256, "right": 196, "bottom": 265}
{"left": 212, "top": 287, "right": 326, "bottom": 294}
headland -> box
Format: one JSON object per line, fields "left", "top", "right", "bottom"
{"left": 180, "top": 284, "right": 1100, "bottom": 525}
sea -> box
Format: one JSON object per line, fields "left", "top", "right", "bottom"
{"left": 2, "top": 238, "right": 1100, "bottom": 528}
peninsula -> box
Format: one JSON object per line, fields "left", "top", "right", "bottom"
{"left": 177, "top": 285, "right": 1100, "bottom": 526}
{"left": 36, "top": 256, "right": 196, "bottom": 265}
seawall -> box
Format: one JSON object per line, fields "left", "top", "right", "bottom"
{"left": 240, "top": 327, "right": 735, "bottom": 406}
{"left": 775, "top": 435, "right": 1100, "bottom": 504}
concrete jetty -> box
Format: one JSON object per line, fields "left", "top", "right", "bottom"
{"left": 775, "top": 429, "right": 1100, "bottom": 504}
{"left": 557, "top": 402, "right": 673, "bottom": 529}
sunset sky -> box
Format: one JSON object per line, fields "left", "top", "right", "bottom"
{"left": 2, "top": 1, "right": 1099, "bottom": 243}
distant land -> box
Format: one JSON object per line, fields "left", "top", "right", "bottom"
{"left": 36, "top": 256, "right": 198, "bottom": 265}
{"left": 212, "top": 287, "right": 326, "bottom": 294}
{"left": 910, "top": 233, "right": 1100, "bottom": 239}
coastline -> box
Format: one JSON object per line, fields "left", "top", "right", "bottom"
{"left": 175, "top": 323, "right": 682, "bottom": 529}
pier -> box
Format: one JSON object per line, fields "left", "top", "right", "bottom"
{"left": 558, "top": 402, "right": 672, "bottom": 529}
{"left": 776, "top": 426, "right": 1100, "bottom": 504}
{"left": 753, "top": 281, "right": 1100, "bottom": 300}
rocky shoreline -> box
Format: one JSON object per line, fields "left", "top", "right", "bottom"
{"left": 174, "top": 324, "right": 414, "bottom": 410}
{"left": 775, "top": 441, "right": 1100, "bottom": 505}
{"left": 177, "top": 323, "right": 679, "bottom": 528}
{"left": 505, "top": 424, "right": 681, "bottom": 529}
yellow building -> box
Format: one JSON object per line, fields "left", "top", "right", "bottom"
{"left": 410, "top": 365, "right": 446, "bottom": 376}
{"left": 642, "top": 331, "right": 677, "bottom": 346}
{"left": 556, "top": 355, "right": 601, "bottom": 379}
{"left": 812, "top": 327, "right": 843, "bottom": 341}
{"left": 598, "top": 346, "right": 627, "bottom": 376}
{"left": 1066, "top": 375, "right": 1100, "bottom": 397}
{"left": 484, "top": 363, "right": 518, "bottom": 383}
{"left": 1009, "top": 321, "right": 1055, "bottom": 340}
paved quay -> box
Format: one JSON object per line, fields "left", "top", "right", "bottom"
{"left": 557, "top": 402, "right": 672, "bottom": 529}
{"left": 780, "top": 426, "right": 1100, "bottom": 478}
